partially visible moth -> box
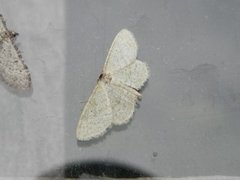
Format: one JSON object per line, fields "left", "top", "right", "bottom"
{"left": 0, "top": 14, "right": 31, "bottom": 90}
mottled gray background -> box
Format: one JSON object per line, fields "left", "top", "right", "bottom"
{"left": 0, "top": 0, "right": 240, "bottom": 178}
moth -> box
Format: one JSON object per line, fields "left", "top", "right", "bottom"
{"left": 0, "top": 14, "right": 31, "bottom": 90}
{"left": 76, "top": 29, "right": 149, "bottom": 141}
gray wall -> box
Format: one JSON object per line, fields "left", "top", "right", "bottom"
{"left": 0, "top": 0, "right": 240, "bottom": 178}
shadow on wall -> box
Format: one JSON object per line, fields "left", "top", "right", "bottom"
{"left": 38, "top": 160, "right": 153, "bottom": 178}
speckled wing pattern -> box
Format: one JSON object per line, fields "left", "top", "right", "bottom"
{"left": 76, "top": 29, "right": 149, "bottom": 141}
{"left": 0, "top": 15, "right": 31, "bottom": 90}
{"left": 76, "top": 81, "right": 112, "bottom": 141}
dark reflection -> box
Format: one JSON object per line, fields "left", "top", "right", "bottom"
{"left": 39, "top": 160, "right": 152, "bottom": 178}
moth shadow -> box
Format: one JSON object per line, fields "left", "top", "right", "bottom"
{"left": 0, "top": 81, "right": 33, "bottom": 97}
{"left": 138, "top": 79, "right": 149, "bottom": 95}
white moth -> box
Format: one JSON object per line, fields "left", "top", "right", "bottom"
{"left": 0, "top": 15, "right": 31, "bottom": 90}
{"left": 76, "top": 29, "right": 149, "bottom": 141}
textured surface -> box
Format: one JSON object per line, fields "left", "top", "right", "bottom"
{"left": 1, "top": 0, "right": 240, "bottom": 178}
{"left": 76, "top": 29, "right": 149, "bottom": 141}
{"left": 0, "top": 0, "right": 65, "bottom": 177}
{"left": 66, "top": 0, "right": 240, "bottom": 177}
{"left": 0, "top": 15, "right": 31, "bottom": 89}
{"left": 76, "top": 82, "right": 112, "bottom": 141}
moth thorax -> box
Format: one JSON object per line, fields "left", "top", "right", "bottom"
{"left": 99, "top": 73, "right": 112, "bottom": 84}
